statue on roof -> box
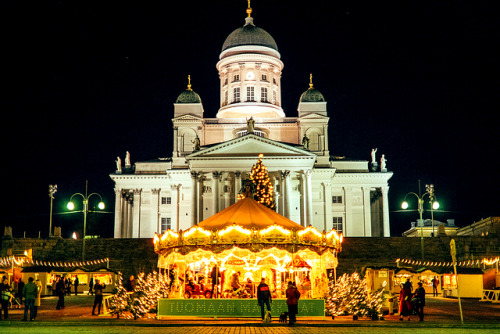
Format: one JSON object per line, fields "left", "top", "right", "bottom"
{"left": 247, "top": 117, "right": 255, "bottom": 134}
{"left": 116, "top": 156, "right": 122, "bottom": 173}
{"left": 125, "top": 151, "right": 131, "bottom": 167}
{"left": 192, "top": 135, "right": 200, "bottom": 151}
{"left": 380, "top": 154, "right": 387, "bottom": 171}
{"left": 302, "top": 134, "right": 310, "bottom": 150}
{"left": 371, "top": 148, "right": 377, "bottom": 164}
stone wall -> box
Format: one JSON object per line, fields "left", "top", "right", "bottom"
{"left": 2, "top": 236, "right": 499, "bottom": 278}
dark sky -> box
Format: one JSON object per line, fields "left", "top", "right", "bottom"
{"left": 3, "top": 0, "right": 499, "bottom": 238}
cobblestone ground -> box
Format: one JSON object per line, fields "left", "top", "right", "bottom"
{"left": 1, "top": 326, "right": 499, "bottom": 334}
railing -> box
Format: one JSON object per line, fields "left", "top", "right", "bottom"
{"left": 481, "top": 289, "right": 500, "bottom": 303}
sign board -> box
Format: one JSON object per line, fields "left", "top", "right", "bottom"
{"left": 158, "top": 298, "right": 325, "bottom": 318}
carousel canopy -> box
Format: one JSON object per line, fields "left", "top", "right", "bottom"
{"left": 197, "top": 197, "right": 304, "bottom": 231}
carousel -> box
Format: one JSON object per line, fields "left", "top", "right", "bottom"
{"left": 153, "top": 197, "right": 342, "bottom": 318}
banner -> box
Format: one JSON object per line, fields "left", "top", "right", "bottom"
{"left": 158, "top": 298, "right": 325, "bottom": 318}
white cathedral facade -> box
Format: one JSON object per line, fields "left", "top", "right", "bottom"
{"left": 110, "top": 8, "right": 393, "bottom": 239}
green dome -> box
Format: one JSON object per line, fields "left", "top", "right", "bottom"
{"left": 300, "top": 88, "right": 325, "bottom": 102}
{"left": 175, "top": 89, "right": 201, "bottom": 104}
{"left": 222, "top": 17, "right": 278, "bottom": 52}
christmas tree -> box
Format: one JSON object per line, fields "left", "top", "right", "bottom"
{"left": 128, "top": 271, "right": 171, "bottom": 319}
{"left": 248, "top": 154, "right": 276, "bottom": 210}
{"left": 108, "top": 272, "right": 130, "bottom": 318}
{"left": 325, "top": 272, "right": 385, "bottom": 319}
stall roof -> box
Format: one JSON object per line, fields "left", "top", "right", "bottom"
{"left": 196, "top": 197, "right": 304, "bottom": 231}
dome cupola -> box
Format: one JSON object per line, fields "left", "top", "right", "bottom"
{"left": 175, "top": 75, "right": 201, "bottom": 104}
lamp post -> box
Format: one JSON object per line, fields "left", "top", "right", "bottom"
{"left": 48, "top": 184, "right": 57, "bottom": 237}
{"left": 401, "top": 182, "right": 439, "bottom": 260}
{"left": 67, "top": 181, "right": 105, "bottom": 261}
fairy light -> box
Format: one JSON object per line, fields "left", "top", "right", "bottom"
{"left": 259, "top": 224, "right": 291, "bottom": 235}
{"left": 184, "top": 226, "right": 211, "bottom": 238}
{"left": 218, "top": 224, "right": 252, "bottom": 236}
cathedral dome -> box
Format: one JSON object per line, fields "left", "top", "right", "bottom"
{"left": 175, "top": 76, "right": 201, "bottom": 104}
{"left": 300, "top": 88, "right": 325, "bottom": 102}
{"left": 222, "top": 17, "right": 278, "bottom": 53}
{"left": 176, "top": 89, "right": 201, "bottom": 104}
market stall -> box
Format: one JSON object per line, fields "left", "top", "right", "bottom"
{"left": 154, "top": 197, "right": 341, "bottom": 318}
{"left": 442, "top": 268, "right": 484, "bottom": 298}
{"left": 416, "top": 268, "right": 442, "bottom": 295}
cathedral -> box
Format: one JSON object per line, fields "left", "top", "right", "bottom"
{"left": 110, "top": 5, "right": 393, "bottom": 239}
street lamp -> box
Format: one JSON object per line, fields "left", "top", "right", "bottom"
{"left": 401, "top": 182, "right": 439, "bottom": 260}
{"left": 67, "top": 180, "right": 105, "bottom": 261}
{"left": 48, "top": 184, "right": 57, "bottom": 237}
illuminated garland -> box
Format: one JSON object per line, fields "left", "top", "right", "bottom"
{"left": 396, "top": 257, "right": 499, "bottom": 267}
{"left": 0, "top": 256, "right": 110, "bottom": 268}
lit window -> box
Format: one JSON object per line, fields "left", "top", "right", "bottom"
{"left": 247, "top": 86, "right": 255, "bottom": 102}
{"left": 333, "top": 217, "right": 343, "bottom": 233}
{"left": 261, "top": 87, "right": 268, "bottom": 102}
{"left": 332, "top": 196, "right": 343, "bottom": 204}
{"left": 233, "top": 87, "right": 240, "bottom": 102}
{"left": 161, "top": 218, "right": 171, "bottom": 233}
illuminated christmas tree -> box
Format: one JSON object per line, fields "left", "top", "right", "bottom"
{"left": 108, "top": 272, "right": 129, "bottom": 318}
{"left": 128, "top": 271, "right": 171, "bottom": 319}
{"left": 325, "top": 272, "right": 386, "bottom": 319}
{"left": 248, "top": 154, "right": 275, "bottom": 210}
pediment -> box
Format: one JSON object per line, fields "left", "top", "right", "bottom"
{"left": 299, "top": 113, "right": 330, "bottom": 120}
{"left": 187, "top": 134, "right": 315, "bottom": 159}
{"left": 172, "top": 114, "right": 203, "bottom": 121}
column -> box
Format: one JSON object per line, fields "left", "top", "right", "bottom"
{"left": 299, "top": 172, "right": 306, "bottom": 226}
{"left": 151, "top": 188, "right": 161, "bottom": 233}
{"left": 212, "top": 172, "right": 221, "bottom": 213}
{"left": 305, "top": 170, "right": 313, "bottom": 226}
{"left": 132, "top": 189, "right": 142, "bottom": 238}
{"left": 191, "top": 172, "right": 199, "bottom": 225}
{"left": 234, "top": 171, "right": 241, "bottom": 201}
{"left": 322, "top": 182, "right": 332, "bottom": 232}
{"left": 171, "top": 185, "right": 179, "bottom": 232}
{"left": 362, "top": 187, "right": 372, "bottom": 237}
{"left": 281, "top": 170, "right": 291, "bottom": 218}
{"left": 127, "top": 194, "right": 133, "bottom": 238}
{"left": 343, "top": 187, "right": 352, "bottom": 236}
{"left": 173, "top": 127, "right": 178, "bottom": 156}
{"left": 382, "top": 186, "right": 391, "bottom": 237}
{"left": 113, "top": 188, "right": 122, "bottom": 238}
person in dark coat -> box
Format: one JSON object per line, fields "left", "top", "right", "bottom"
{"left": 399, "top": 281, "right": 413, "bottom": 321}
{"left": 0, "top": 276, "right": 12, "bottom": 319}
{"left": 414, "top": 282, "right": 426, "bottom": 321}
{"left": 256, "top": 277, "right": 272, "bottom": 321}
{"left": 55, "top": 276, "right": 65, "bottom": 310}
{"left": 74, "top": 276, "right": 79, "bottom": 296}
{"left": 92, "top": 279, "right": 106, "bottom": 315}
{"left": 88, "top": 277, "right": 94, "bottom": 296}
{"left": 210, "top": 265, "right": 220, "bottom": 298}
{"left": 286, "top": 281, "right": 301, "bottom": 325}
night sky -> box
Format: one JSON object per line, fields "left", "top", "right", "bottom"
{"left": 4, "top": 1, "right": 498, "bottom": 238}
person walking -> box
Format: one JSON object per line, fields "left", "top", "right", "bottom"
{"left": 74, "top": 276, "right": 79, "bottom": 296}
{"left": 285, "top": 281, "right": 301, "bottom": 325}
{"left": 399, "top": 281, "right": 413, "bottom": 321}
{"left": 88, "top": 277, "right": 94, "bottom": 296}
{"left": 256, "top": 277, "right": 272, "bottom": 322}
{"left": 22, "top": 277, "right": 38, "bottom": 321}
{"left": 210, "top": 265, "right": 220, "bottom": 298}
{"left": 55, "top": 276, "right": 65, "bottom": 310}
{"left": 431, "top": 276, "right": 439, "bottom": 297}
{"left": 34, "top": 278, "right": 42, "bottom": 319}
{"left": 0, "top": 276, "right": 12, "bottom": 320}
{"left": 414, "top": 282, "right": 426, "bottom": 321}
{"left": 92, "top": 279, "right": 106, "bottom": 315}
